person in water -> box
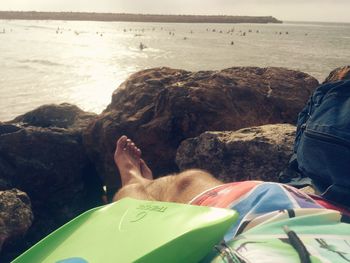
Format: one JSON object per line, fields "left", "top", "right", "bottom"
{"left": 139, "top": 42, "right": 146, "bottom": 50}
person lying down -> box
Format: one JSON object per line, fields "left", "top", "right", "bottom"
{"left": 113, "top": 135, "right": 350, "bottom": 263}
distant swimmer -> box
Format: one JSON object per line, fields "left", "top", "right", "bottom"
{"left": 183, "top": 37, "right": 187, "bottom": 40}
{"left": 139, "top": 42, "right": 147, "bottom": 50}
{"left": 231, "top": 41, "right": 234, "bottom": 45}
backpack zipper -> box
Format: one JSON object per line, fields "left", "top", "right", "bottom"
{"left": 304, "top": 129, "right": 350, "bottom": 149}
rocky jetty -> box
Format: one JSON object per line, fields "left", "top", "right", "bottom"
{"left": 176, "top": 124, "right": 296, "bottom": 182}
{"left": 0, "top": 103, "right": 103, "bottom": 262}
{"left": 0, "top": 11, "right": 282, "bottom": 24}
{"left": 83, "top": 67, "right": 318, "bottom": 195}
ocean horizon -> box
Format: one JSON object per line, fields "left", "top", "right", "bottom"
{"left": 0, "top": 19, "right": 349, "bottom": 121}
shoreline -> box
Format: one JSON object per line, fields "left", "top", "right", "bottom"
{"left": 0, "top": 11, "right": 282, "bottom": 24}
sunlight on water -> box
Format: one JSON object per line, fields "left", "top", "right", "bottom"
{"left": 0, "top": 20, "right": 349, "bottom": 121}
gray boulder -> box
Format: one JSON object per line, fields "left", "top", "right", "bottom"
{"left": 176, "top": 124, "right": 296, "bottom": 182}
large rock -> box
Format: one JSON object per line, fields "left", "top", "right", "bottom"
{"left": 323, "top": 65, "right": 350, "bottom": 83}
{"left": 176, "top": 124, "right": 296, "bottom": 182}
{"left": 0, "top": 103, "right": 103, "bottom": 258}
{"left": 83, "top": 67, "right": 318, "bottom": 194}
{"left": 11, "top": 103, "right": 97, "bottom": 131}
{"left": 0, "top": 189, "right": 33, "bottom": 262}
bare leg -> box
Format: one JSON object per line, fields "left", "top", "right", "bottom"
{"left": 145, "top": 169, "right": 222, "bottom": 203}
{"left": 113, "top": 136, "right": 222, "bottom": 203}
{"left": 114, "top": 135, "right": 144, "bottom": 185}
{"left": 113, "top": 136, "right": 153, "bottom": 201}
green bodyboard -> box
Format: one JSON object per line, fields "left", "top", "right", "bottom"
{"left": 12, "top": 198, "right": 238, "bottom": 263}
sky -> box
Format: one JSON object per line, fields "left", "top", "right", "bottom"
{"left": 1, "top": 0, "right": 349, "bottom": 23}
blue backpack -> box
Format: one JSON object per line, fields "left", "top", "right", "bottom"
{"left": 285, "top": 80, "right": 350, "bottom": 208}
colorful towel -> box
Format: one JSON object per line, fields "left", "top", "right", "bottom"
{"left": 190, "top": 181, "right": 350, "bottom": 263}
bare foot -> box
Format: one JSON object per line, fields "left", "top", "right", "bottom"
{"left": 114, "top": 136, "right": 143, "bottom": 186}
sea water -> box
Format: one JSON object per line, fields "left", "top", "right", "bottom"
{"left": 0, "top": 19, "right": 349, "bottom": 121}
